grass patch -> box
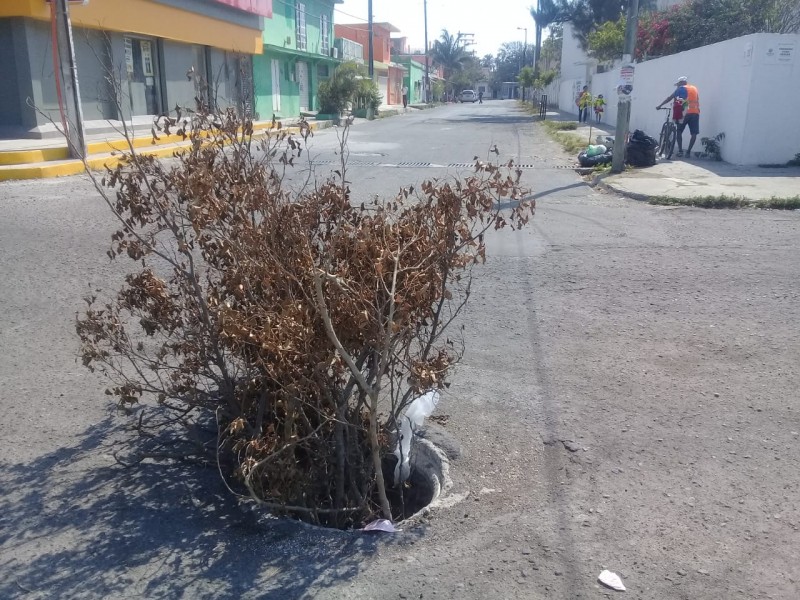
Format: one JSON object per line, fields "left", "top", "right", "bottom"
{"left": 554, "top": 132, "right": 590, "bottom": 155}
{"left": 648, "top": 195, "right": 800, "bottom": 210}
{"left": 542, "top": 120, "right": 579, "bottom": 132}
{"left": 538, "top": 120, "right": 591, "bottom": 156}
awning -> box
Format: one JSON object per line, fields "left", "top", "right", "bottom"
{"left": 372, "top": 61, "right": 408, "bottom": 73}
{"left": 263, "top": 45, "right": 339, "bottom": 64}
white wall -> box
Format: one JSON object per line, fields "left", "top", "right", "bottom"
{"left": 563, "top": 33, "right": 800, "bottom": 165}
{"left": 560, "top": 23, "right": 595, "bottom": 82}
{"left": 740, "top": 35, "right": 800, "bottom": 165}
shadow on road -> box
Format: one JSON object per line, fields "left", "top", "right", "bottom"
{"left": 0, "top": 418, "right": 410, "bottom": 599}
{"left": 443, "top": 114, "right": 535, "bottom": 125}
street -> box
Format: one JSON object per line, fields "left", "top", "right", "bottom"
{"left": 1, "top": 100, "right": 799, "bottom": 599}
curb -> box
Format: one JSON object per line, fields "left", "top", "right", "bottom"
{"left": 0, "top": 120, "right": 332, "bottom": 181}
{"left": 589, "top": 175, "right": 652, "bottom": 202}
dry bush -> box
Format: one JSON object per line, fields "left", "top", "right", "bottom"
{"left": 77, "top": 106, "right": 532, "bottom": 527}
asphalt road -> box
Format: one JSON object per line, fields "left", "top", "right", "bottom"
{"left": 1, "top": 100, "right": 799, "bottom": 599}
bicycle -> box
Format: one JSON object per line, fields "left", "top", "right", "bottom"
{"left": 657, "top": 107, "right": 677, "bottom": 160}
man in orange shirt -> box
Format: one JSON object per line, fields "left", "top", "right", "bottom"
{"left": 657, "top": 76, "right": 700, "bottom": 158}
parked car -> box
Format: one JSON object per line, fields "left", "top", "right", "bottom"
{"left": 459, "top": 90, "right": 478, "bottom": 103}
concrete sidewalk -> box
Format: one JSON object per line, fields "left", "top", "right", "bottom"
{"left": 0, "top": 117, "right": 333, "bottom": 181}
{"left": 541, "top": 111, "right": 800, "bottom": 203}
{"left": 600, "top": 160, "right": 800, "bottom": 202}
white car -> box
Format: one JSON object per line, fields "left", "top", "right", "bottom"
{"left": 459, "top": 90, "right": 478, "bottom": 103}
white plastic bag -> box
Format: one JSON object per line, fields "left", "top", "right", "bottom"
{"left": 393, "top": 390, "right": 439, "bottom": 485}
{"left": 598, "top": 570, "right": 626, "bottom": 591}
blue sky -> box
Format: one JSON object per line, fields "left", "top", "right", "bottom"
{"left": 334, "top": 0, "right": 540, "bottom": 57}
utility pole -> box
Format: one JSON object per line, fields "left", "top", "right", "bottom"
{"left": 611, "top": 0, "right": 640, "bottom": 174}
{"left": 53, "top": 0, "right": 86, "bottom": 159}
{"left": 368, "top": 0, "right": 374, "bottom": 79}
{"left": 517, "top": 27, "right": 527, "bottom": 102}
{"left": 424, "top": 0, "right": 429, "bottom": 102}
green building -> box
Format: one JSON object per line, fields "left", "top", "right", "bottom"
{"left": 254, "top": 0, "right": 341, "bottom": 119}
{"left": 394, "top": 57, "right": 426, "bottom": 105}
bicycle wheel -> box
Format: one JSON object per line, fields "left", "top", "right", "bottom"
{"left": 665, "top": 124, "right": 677, "bottom": 159}
{"left": 658, "top": 122, "right": 670, "bottom": 157}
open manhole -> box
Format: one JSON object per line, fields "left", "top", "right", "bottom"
{"left": 382, "top": 437, "right": 451, "bottom": 522}
{"left": 247, "top": 436, "right": 452, "bottom": 530}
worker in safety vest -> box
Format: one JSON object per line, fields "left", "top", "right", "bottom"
{"left": 657, "top": 76, "right": 700, "bottom": 158}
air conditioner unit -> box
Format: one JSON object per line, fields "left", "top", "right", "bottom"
{"left": 331, "top": 47, "right": 339, "bottom": 59}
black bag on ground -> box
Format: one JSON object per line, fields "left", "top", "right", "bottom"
{"left": 625, "top": 129, "right": 658, "bottom": 167}
{"left": 578, "top": 150, "right": 614, "bottom": 167}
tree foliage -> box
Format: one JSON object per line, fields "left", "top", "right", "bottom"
{"left": 560, "top": 0, "right": 656, "bottom": 48}
{"left": 76, "top": 103, "right": 532, "bottom": 528}
{"left": 518, "top": 66, "right": 537, "bottom": 89}
{"left": 491, "top": 41, "right": 527, "bottom": 91}
{"left": 636, "top": 0, "right": 799, "bottom": 60}
{"left": 431, "top": 29, "right": 482, "bottom": 94}
{"left": 529, "top": 0, "right": 570, "bottom": 73}
{"left": 540, "top": 25, "right": 564, "bottom": 73}
{"left": 587, "top": 16, "right": 625, "bottom": 63}
{"left": 431, "top": 29, "right": 472, "bottom": 78}
{"left": 317, "top": 61, "right": 361, "bottom": 114}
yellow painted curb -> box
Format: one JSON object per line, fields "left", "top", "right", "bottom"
{"left": 0, "top": 122, "right": 329, "bottom": 181}
{"left": 0, "top": 120, "right": 324, "bottom": 168}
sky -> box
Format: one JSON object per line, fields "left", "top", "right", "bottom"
{"left": 333, "top": 0, "right": 539, "bottom": 58}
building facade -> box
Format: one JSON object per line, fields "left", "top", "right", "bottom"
{"left": 254, "top": 0, "right": 341, "bottom": 118}
{"left": 335, "top": 22, "right": 406, "bottom": 105}
{"left": 0, "top": 0, "right": 269, "bottom": 138}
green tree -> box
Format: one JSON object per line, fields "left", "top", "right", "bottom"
{"left": 587, "top": 16, "right": 625, "bottom": 63}
{"left": 448, "top": 58, "right": 484, "bottom": 94}
{"left": 537, "top": 69, "right": 558, "bottom": 89}
{"left": 775, "top": 0, "right": 800, "bottom": 32}
{"left": 317, "top": 61, "right": 362, "bottom": 115}
{"left": 491, "top": 41, "right": 526, "bottom": 92}
{"left": 637, "top": 0, "right": 800, "bottom": 59}
{"left": 561, "top": 0, "right": 656, "bottom": 49}
{"left": 431, "top": 29, "right": 472, "bottom": 79}
{"left": 529, "top": 0, "right": 569, "bottom": 74}
{"left": 540, "top": 25, "right": 563, "bottom": 72}
{"left": 518, "top": 65, "right": 537, "bottom": 89}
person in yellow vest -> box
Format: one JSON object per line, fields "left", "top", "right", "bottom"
{"left": 657, "top": 75, "right": 700, "bottom": 158}
{"left": 593, "top": 94, "right": 606, "bottom": 122}
{"left": 576, "top": 85, "right": 591, "bottom": 123}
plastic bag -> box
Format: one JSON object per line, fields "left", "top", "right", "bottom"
{"left": 578, "top": 150, "right": 613, "bottom": 167}
{"left": 393, "top": 390, "right": 440, "bottom": 485}
{"left": 586, "top": 144, "right": 607, "bottom": 157}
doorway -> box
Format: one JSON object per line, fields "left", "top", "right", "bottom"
{"left": 271, "top": 59, "right": 281, "bottom": 113}
{"left": 124, "top": 36, "right": 161, "bottom": 116}
{"left": 297, "top": 61, "right": 309, "bottom": 112}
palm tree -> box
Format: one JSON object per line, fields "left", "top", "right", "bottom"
{"left": 430, "top": 29, "right": 471, "bottom": 79}
{"left": 529, "top": 0, "right": 568, "bottom": 75}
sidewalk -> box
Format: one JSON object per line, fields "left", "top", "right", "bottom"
{"left": 539, "top": 109, "right": 800, "bottom": 203}
{"left": 0, "top": 117, "right": 334, "bottom": 181}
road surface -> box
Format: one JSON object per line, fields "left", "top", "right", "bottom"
{"left": 1, "top": 100, "right": 799, "bottom": 599}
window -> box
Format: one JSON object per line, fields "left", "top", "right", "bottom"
{"left": 320, "top": 13, "right": 329, "bottom": 55}
{"left": 296, "top": 2, "right": 307, "bottom": 51}
{"left": 140, "top": 40, "right": 154, "bottom": 76}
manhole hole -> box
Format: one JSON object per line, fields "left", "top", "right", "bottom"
{"left": 382, "top": 437, "right": 451, "bottom": 522}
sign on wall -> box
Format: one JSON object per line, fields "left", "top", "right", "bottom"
{"left": 763, "top": 42, "right": 795, "bottom": 65}
{"left": 212, "top": 0, "right": 272, "bottom": 18}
